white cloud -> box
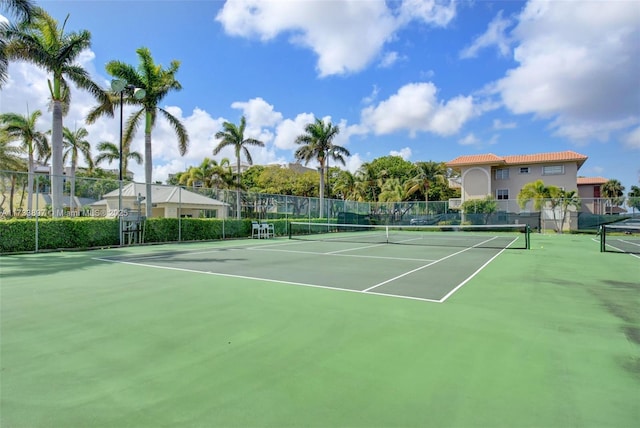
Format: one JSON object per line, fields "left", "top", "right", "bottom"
{"left": 494, "top": 0, "right": 640, "bottom": 142}
{"left": 361, "top": 82, "right": 475, "bottom": 137}
{"left": 216, "top": 0, "right": 456, "bottom": 77}
{"left": 231, "top": 97, "right": 283, "bottom": 129}
{"left": 621, "top": 126, "right": 640, "bottom": 150}
{"left": 379, "top": 51, "right": 402, "bottom": 68}
{"left": 398, "top": 0, "right": 457, "bottom": 27}
{"left": 273, "top": 112, "right": 315, "bottom": 150}
{"left": 460, "top": 10, "right": 512, "bottom": 59}
{"left": 458, "top": 133, "right": 479, "bottom": 146}
{"left": 492, "top": 119, "right": 516, "bottom": 130}
{"left": 390, "top": 147, "right": 412, "bottom": 160}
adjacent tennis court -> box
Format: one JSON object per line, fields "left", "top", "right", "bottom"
{"left": 1, "top": 230, "right": 638, "bottom": 427}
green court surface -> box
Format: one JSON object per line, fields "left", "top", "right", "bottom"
{"left": 1, "top": 234, "right": 638, "bottom": 427}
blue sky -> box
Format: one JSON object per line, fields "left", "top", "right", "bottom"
{"left": 1, "top": 0, "right": 639, "bottom": 194}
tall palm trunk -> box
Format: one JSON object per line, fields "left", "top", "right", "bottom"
{"left": 144, "top": 130, "right": 152, "bottom": 218}
{"left": 27, "top": 152, "right": 34, "bottom": 218}
{"left": 235, "top": 153, "right": 241, "bottom": 219}
{"left": 319, "top": 161, "right": 325, "bottom": 218}
{"left": 50, "top": 100, "right": 64, "bottom": 217}
{"left": 69, "top": 164, "right": 76, "bottom": 212}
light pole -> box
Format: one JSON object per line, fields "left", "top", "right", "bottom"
{"left": 111, "top": 79, "right": 145, "bottom": 246}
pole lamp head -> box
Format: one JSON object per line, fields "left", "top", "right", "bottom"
{"left": 132, "top": 87, "right": 146, "bottom": 100}
{"left": 111, "top": 79, "right": 127, "bottom": 92}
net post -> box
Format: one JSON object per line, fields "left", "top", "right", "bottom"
{"left": 526, "top": 225, "right": 530, "bottom": 250}
{"left": 288, "top": 221, "right": 292, "bottom": 240}
{"left": 599, "top": 225, "right": 605, "bottom": 252}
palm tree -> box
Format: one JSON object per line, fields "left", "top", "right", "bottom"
{"left": 406, "top": 161, "right": 448, "bottom": 212}
{"left": 517, "top": 180, "right": 550, "bottom": 211}
{"left": 333, "top": 169, "right": 358, "bottom": 200}
{"left": 0, "top": 130, "right": 27, "bottom": 215}
{"left": 379, "top": 178, "right": 410, "bottom": 202}
{"left": 628, "top": 185, "right": 640, "bottom": 213}
{"left": 0, "top": 0, "right": 36, "bottom": 87}
{"left": 62, "top": 126, "right": 93, "bottom": 211}
{"left": 179, "top": 158, "right": 232, "bottom": 189}
{"left": 4, "top": 9, "right": 108, "bottom": 217}
{"left": 601, "top": 179, "right": 625, "bottom": 214}
{"left": 213, "top": 116, "right": 264, "bottom": 219}
{"left": 354, "top": 162, "right": 380, "bottom": 202}
{"left": 94, "top": 140, "right": 142, "bottom": 179}
{"left": 0, "top": 110, "right": 49, "bottom": 217}
{"left": 294, "top": 118, "right": 349, "bottom": 218}
{"left": 87, "top": 47, "right": 188, "bottom": 217}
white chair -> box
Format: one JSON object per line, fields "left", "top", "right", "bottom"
{"left": 265, "top": 222, "right": 275, "bottom": 238}
{"left": 251, "top": 221, "right": 261, "bottom": 239}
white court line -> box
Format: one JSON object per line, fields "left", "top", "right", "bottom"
{"left": 247, "top": 246, "right": 435, "bottom": 262}
{"left": 604, "top": 239, "right": 640, "bottom": 259}
{"left": 92, "top": 257, "right": 442, "bottom": 303}
{"left": 362, "top": 236, "right": 500, "bottom": 293}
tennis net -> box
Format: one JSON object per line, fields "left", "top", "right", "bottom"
{"left": 600, "top": 223, "right": 640, "bottom": 254}
{"left": 288, "top": 222, "right": 530, "bottom": 249}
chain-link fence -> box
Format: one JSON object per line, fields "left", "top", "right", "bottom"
{"left": 1, "top": 170, "right": 637, "bottom": 253}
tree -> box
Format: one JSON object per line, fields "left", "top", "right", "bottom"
{"left": 213, "top": 115, "right": 264, "bottom": 219}
{"left": 406, "top": 161, "right": 448, "bottom": 211}
{"left": 0, "top": 110, "right": 48, "bottom": 217}
{"left": 87, "top": 46, "right": 188, "bottom": 217}
{"left": 601, "top": 179, "right": 625, "bottom": 214}
{"left": 5, "top": 9, "right": 108, "bottom": 216}
{"left": 460, "top": 196, "right": 498, "bottom": 224}
{"left": 333, "top": 169, "right": 358, "bottom": 200}
{"left": 179, "top": 157, "right": 233, "bottom": 189}
{"left": 94, "top": 140, "right": 142, "bottom": 178}
{"left": 62, "top": 126, "right": 93, "bottom": 211}
{"left": 0, "top": 0, "right": 36, "bottom": 87}
{"left": 546, "top": 187, "right": 581, "bottom": 233}
{"left": 0, "top": 129, "right": 27, "bottom": 216}
{"left": 628, "top": 185, "right": 640, "bottom": 213}
{"left": 517, "top": 180, "right": 550, "bottom": 211}
{"left": 294, "top": 118, "right": 349, "bottom": 218}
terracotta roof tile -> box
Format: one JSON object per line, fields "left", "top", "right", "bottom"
{"left": 503, "top": 151, "right": 587, "bottom": 166}
{"left": 446, "top": 150, "right": 588, "bottom": 169}
{"left": 446, "top": 153, "right": 504, "bottom": 166}
{"left": 577, "top": 176, "right": 608, "bottom": 185}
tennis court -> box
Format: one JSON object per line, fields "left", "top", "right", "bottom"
{"left": 1, "top": 231, "right": 638, "bottom": 427}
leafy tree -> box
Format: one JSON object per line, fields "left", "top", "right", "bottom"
{"left": 294, "top": 118, "right": 349, "bottom": 218}
{"left": 461, "top": 196, "right": 498, "bottom": 224}
{"left": 628, "top": 185, "right": 640, "bottom": 213}
{"left": 0, "top": 110, "right": 48, "bottom": 217}
{"left": 240, "top": 165, "right": 265, "bottom": 191}
{"left": 213, "top": 115, "right": 264, "bottom": 219}
{"left": 601, "top": 179, "right": 625, "bottom": 213}
{"left": 87, "top": 46, "right": 188, "bottom": 217}
{"left": 367, "top": 155, "right": 416, "bottom": 183}
{"left": 5, "top": 8, "right": 108, "bottom": 216}
{"left": 94, "top": 140, "right": 142, "bottom": 178}
{"left": 62, "top": 126, "right": 93, "bottom": 211}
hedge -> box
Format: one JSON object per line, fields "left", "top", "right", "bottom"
{"left": 0, "top": 218, "right": 293, "bottom": 254}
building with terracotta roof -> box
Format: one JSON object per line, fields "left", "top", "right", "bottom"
{"left": 445, "top": 150, "right": 607, "bottom": 230}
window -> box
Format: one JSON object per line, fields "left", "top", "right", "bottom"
{"left": 519, "top": 167, "right": 530, "bottom": 174}
{"left": 496, "top": 189, "right": 509, "bottom": 200}
{"left": 593, "top": 186, "right": 601, "bottom": 198}
{"left": 495, "top": 168, "right": 509, "bottom": 180}
{"left": 543, "top": 165, "right": 564, "bottom": 175}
